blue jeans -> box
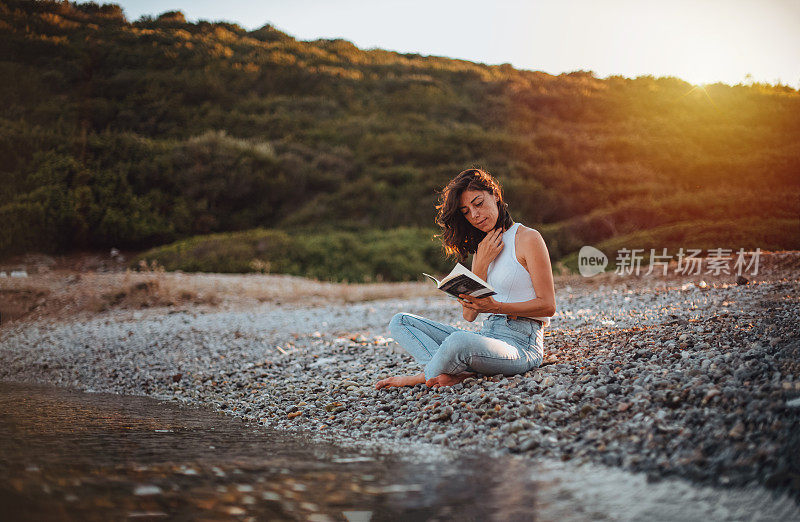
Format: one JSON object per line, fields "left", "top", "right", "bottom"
{"left": 388, "top": 313, "right": 544, "bottom": 380}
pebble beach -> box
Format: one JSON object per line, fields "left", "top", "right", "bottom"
{"left": 1, "top": 253, "right": 799, "bottom": 513}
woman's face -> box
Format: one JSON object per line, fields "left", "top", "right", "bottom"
{"left": 458, "top": 189, "right": 500, "bottom": 233}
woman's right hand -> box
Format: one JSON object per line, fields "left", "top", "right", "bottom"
{"left": 460, "top": 299, "right": 479, "bottom": 322}
{"left": 473, "top": 228, "right": 504, "bottom": 274}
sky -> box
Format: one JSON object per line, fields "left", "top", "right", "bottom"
{"left": 112, "top": 0, "right": 800, "bottom": 87}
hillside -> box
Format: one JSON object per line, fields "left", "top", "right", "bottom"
{"left": 1, "top": 0, "right": 799, "bottom": 280}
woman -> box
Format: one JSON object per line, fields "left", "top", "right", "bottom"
{"left": 375, "top": 168, "right": 556, "bottom": 389}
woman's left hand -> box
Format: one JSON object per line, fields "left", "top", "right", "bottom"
{"left": 458, "top": 294, "right": 501, "bottom": 314}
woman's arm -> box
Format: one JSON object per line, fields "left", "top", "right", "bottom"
{"left": 462, "top": 297, "right": 479, "bottom": 322}
{"left": 461, "top": 228, "right": 556, "bottom": 318}
{"left": 462, "top": 228, "right": 503, "bottom": 322}
{"left": 472, "top": 228, "right": 502, "bottom": 280}
{"left": 501, "top": 227, "right": 556, "bottom": 317}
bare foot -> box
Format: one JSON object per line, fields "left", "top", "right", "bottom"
{"left": 425, "top": 372, "right": 475, "bottom": 388}
{"left": 375, "top": 372, "right": 425, "bottom": 390}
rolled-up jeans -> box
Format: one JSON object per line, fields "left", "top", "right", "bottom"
{"left": 388, "top": 313, "right": 544, "bottom": 380}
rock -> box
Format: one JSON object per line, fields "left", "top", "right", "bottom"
{"left": 519, "top": 436, "right": 540, "bottom": 452}
{"left": 584, "top": 429, "right": 601, "bottom": 440}
{"left": 432, "top": 433, "right": 449, "bottom": 444}
{"left": 594, "top": 386, "right": 608, "bottom": 399}
{"left": 703, "top": 388, "right": 721, "bottom": 403}
{"left": 431, "top": 407, "right": 453, "bottom": 421}
{"left": 728, "top": 421, "right": 745, "bottom": 439}
{"left": 134, "top": 485, "right": 162, "bottom": 496}
{"left": 507, "top": 420, "right": 527, "bottom": 433}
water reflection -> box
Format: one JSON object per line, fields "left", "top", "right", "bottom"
{"left": 2, "top": 383, "right": 797, "bottom": 521}
{"left": 0, "top": 383, "right": 539, "bottom": 520}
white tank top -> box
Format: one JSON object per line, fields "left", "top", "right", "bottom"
{"left": 487, "top": 222, "right": 551, "bottom": 326}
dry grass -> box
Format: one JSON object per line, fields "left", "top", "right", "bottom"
{"left": 2, "top": 251, "right": 797, "bottom": 328}
{"left": 0, "top": 269, "right": 439, "bottom": 327}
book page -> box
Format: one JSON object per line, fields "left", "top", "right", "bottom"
{"left": 424, "top": 263, "right": 495, "bottom": 298}
{"left": 440, "top": 263, "right": 493, "bottom": 290}
{"left": 439, "top": 275, "right": 496, "bottom": 298}
{"left": 422, "top": 273, "right": 440, "bottom": 286}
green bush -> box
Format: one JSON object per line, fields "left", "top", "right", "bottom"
{"left": 132, "top": 227, "right": 452, "bottom": 282}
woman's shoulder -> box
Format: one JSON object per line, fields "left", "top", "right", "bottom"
{"left": 513, "top": 224, "right": 548, "bottom": 258}
{"left": 514, "top": 223, "right": 544, "bottom": 242}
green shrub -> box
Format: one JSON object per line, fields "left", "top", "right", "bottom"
{"left": 132, "top": 227, "right": 453, "bottom": 282}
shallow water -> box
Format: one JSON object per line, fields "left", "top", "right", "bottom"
{"left": 0, "top": 382, "right": 545, "bottom": 520}
{"left": 0, "top": 382, "right": 797, "bottom": 521}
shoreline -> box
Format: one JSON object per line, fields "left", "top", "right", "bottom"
{"left": 1, "top": 255, "right": 799, "bottom": 505}
{"left": 4, "top": 382, "right": 798, "bottom": 520}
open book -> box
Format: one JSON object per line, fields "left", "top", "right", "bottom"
{"left": 423, "top": 263, "right": 496, "bottom": 299}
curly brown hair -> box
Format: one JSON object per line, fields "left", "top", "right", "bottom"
{"left": 435, "top": 168, "right": 513, "bottom": 261}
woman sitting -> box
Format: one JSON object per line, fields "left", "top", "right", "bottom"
{"left": 375, "top": 168, "right": 556, "bottom": 389}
